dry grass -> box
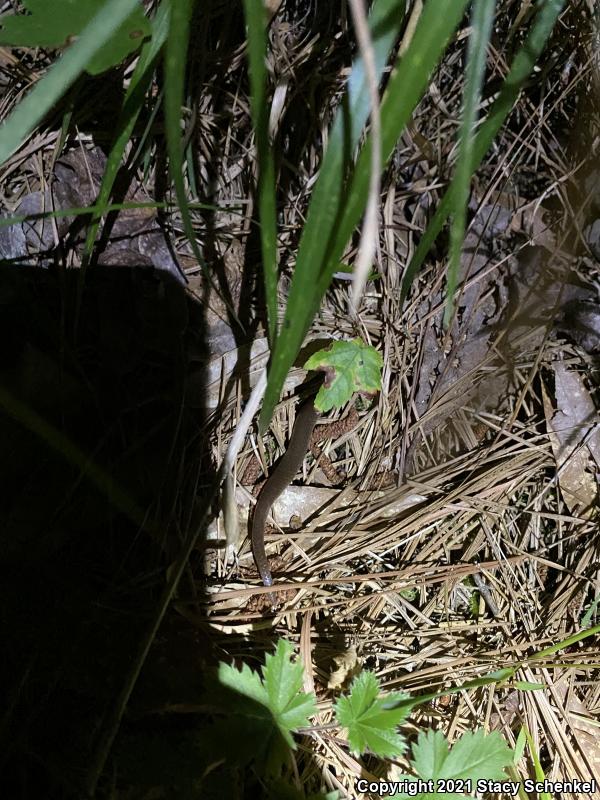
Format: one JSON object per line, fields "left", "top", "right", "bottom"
{"left": 201, "top": 2, "right": 600, "bottom": 796}
{"left": 1, "top": 0, "right": 599, "bottom": 797}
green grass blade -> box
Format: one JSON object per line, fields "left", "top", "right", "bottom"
{"left": 445, "top": 0, "right": 496, "bottom": 328}
{"left": 259, "top": 0, "right": 406, "bottom": 432}
{"left": 326, "top": 0, "right": 470, "bottom": 290}
{"left": 261, "top": 0, "right": 469, "bottom": 431}
{"left": 243, "top": 0, "right": 278, "bottom": 346}
{"left": 581, "top": 594, "right": 600, "bottom": 628}
{"left": 387, "top": 668, "right": 516, "bottom": 713}
{"left": 531, "top": 623, "right": 600, "bottom": 660}
{"left": 163, "top": 0, "right": 209, "bottom": 279}
{"left": 82, "top": 2, "right": 170, "bottom": 266}
{"left": 0, "top": 0, "right": 144, "bottom": 165}
{"left": 522, "top": 727, "right": 551, "bottom": 800}
{"left": 399, "top": 0, "right": 564, "bottom": 302}
{"left": 0, "top": 199, "right": 237, "bottom": 230}
{"left": 75, "top": 3, "right": 171, "bottom": 330}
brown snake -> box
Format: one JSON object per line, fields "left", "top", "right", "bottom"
{"left": 251, "top": 398, "right": 319, "bottom": 587}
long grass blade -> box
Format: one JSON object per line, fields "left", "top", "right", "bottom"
{"left": 261, "top": 0, "right": 469, "bottom": 431}
{"left": 327, "top": 0, "right": 470, "bottom": 291}
{"left": 445, "top": 0, "right": 496, "bottom": 328}
{"left": 348, "top": 0, "right": 382, "bottom": 312}
{"left": 0, "top": 198, "right": 233, "bottom": 229}
{"left": 163, "top": 0, "right": 208, "bottom": 278}
{"left": 259, "top": 0, "right": 405, "bottom": 432}
{"left": 399, "top": 0, "right": 564, "bottom": 302}
{"left": 82, "top": 2, "right": 170, "bottom": 267}
{"left": 0, "top": 0, "right": 144, "bottom": 165}
{"left": 76, "top": 2, "right": 171, "bottom": 330}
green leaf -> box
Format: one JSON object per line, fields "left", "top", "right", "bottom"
{"left": 218, "top": 660, "right": 269, "bottom": 708}
{"left": 78, "top": 3, "right": 171, "bottom": 324}
{"left": 414, "top": 729, "right": 512, "bottom": 782}
{"left": 334, "top": 672, "right": 408, "bottom": 757}
{"left": 531, "top": 622, "right": 600, "bottom": 660}
{"left": 324, "top": 0, "right": 470, "bottom": 303}
{"left": 0, "top": 0, "right": 146, "bottom": 164}
{"left": 163, "top": 0, "right": 235, "bottom": 315}
{"left": 521, "top": 726, "right": 551, "bottom": 800}
{"left": 393, "top": 730, "right": 513, "bottom": 800}
{"left": 581, "top": 593, "right": 600, "bottom": 627}
{"left": 513, "top": 726, "right": 527, "bottom": 764}
{"left": 218, "top": 639, "right": 317, "bottom": 751}
{"left": 304, "top": 338, "right": 383, "bottom": 412}
{"left": 266, "top": 780, "right": 340, "bottom": 800}
{"left": 411, "top": 730, "right": 451, "bottom": 780}
{"left": 163, "top": 0, "right": 195, "bottom": 260}
{"left": 379, "top": 668, "right": 517, "bottom": 719}
{"left": 479, "top": 669, "right": 515, "bottom": 683}
{"left": 335, "top": 261, "right": 380, "bottom": 281}
{"left": 513, "top": 681, "right": 545, "bottom": 691}
{"left": 0, "top": 0, "right": 150, "bottom": 75}
{"left": 262, "top": 640, "right": 318, "bottom": 747}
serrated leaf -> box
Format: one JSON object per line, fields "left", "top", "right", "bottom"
{"left": 392, "top": 789, "right": 465, "bottom": 800}
{"left": 334, "top": 672, "right": 408, "bottom": 758}
{"left": 0, "top": 0, "right": 150, "bottom": 75}
{"left": 263, "top": 639, "right": 304, "bottom": 705}
{"left": 218, "top": 660, "right": 269, "bottom": 707}
{"left": 218, "top": 640, "right": 316, "bottom": 752}
{"left": 337, "top": 671, "right": 379, "bottom": 715}
{"left": 411, "top": 730, "right": 450, "bottom": 780}
{"left": 304, "top": 338, "right": 383, "bottom": 412}
{"left": 411, "top": 729, "right": 512, "bottom": 782}
{"left": 262, "top": 639, "right": 317, "bottom": 747}
{"left": 444, "top": 730, "right": 513, "bottom": 781}
{"left": 278, "top": 692, "right": 318, "bottom": 744}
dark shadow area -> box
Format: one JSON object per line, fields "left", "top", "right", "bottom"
{"left": 0, "top": 263, "right": 213, "bottom": 797}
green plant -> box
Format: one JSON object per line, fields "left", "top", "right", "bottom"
{"left": 389, "top": 729, "right": 513, "bottom": 800}
{"left": 0, "top": 0, "right": 565, "bottom": 425}
{"left": 0, "top": 0, "right": 147, "bottom": 164}
{"left": 208, "top": 638, "right": 515, "bottom": 799}
{"left": 304, "top": 338, "right": 383, "bottom": 412}
{"left": 0, "top": 0, "right": 150, "bottom": 75}
{"left": 207, "top": 625, "right": 600, "bottom": 797}
{"left": 0, "top": 4, "right": 579, "bottom": 796}
{"left": 246, "top": 0, "right": 565, "bottom": 431}
{"left": 215, "top": 640, "right": 317, "bottom": 775}
{"left": 334, "top": 671, "right": 408, "bottom": 758}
